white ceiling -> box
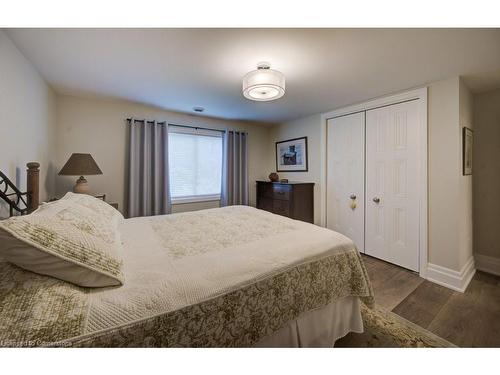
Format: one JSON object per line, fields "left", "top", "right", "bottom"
{"left": 6, "top": 28, "right": 500, "bottom": 124}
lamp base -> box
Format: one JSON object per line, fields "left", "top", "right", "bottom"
{"left": 74, "top": 176, "right": 89, "bottom": 194}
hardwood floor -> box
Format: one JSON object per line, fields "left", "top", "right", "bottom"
{"left": 360, "top": 254, "right": 500, "bottom": 347}
{"left": 363, "top": 255, "right": 424, "bottom": 310}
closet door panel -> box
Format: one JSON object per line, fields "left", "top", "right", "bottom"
{"left": 365, "top": 100, "right": 420, "bottom": 271}
{"left": 327, "top": 112, "right": 365, "bottom": 252}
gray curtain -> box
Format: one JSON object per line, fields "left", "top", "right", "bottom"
{"left": 221, "top": 130, "right": 248, "bottom": 206}
{"left": 126, "top": 118, "right": 171, "bottom": 218}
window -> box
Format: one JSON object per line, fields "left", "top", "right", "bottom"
{"left": 168, "top": 126, "right": 223, "bottom": 202}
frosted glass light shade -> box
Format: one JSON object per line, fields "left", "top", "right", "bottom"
{"left": 242, "top": 64, "right": 285, "bottom": 101}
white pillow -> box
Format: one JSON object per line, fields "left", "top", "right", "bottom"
{"left": 59, "top": 192, "right": 124, "bottom": 225}
{"left": 0, "top": 195, "right": 124, "bottom": 287}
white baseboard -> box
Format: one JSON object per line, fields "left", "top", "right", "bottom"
{"left": 475, "top": 254, "right": 500, "bottom": 276}
{"left": 426, "top": 257, "right": 475, "bottom": 293}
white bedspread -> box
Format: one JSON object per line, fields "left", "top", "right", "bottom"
{"left": 85, "top": 206, "right": 359, "bottom": 334}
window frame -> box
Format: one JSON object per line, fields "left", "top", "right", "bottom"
{"left": 168, "top": 124, "right": 224, "bottom": 204}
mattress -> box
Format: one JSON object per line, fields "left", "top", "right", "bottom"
{"left": 0, "top": 205, "right": 373, "bottom": 347}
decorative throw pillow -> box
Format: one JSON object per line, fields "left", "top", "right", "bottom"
{"left": 0, "top": 196, "right": 124, "bottom": 287}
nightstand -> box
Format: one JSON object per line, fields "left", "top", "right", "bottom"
{"left": 47, "top": 194, "right": 118, "bottom": 211}
{"left": 93, "top": 194, "right": 118, "bottom": 210}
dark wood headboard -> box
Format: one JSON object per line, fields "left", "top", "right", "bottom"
{"left": 0, "top": 162, "right": 40, "bottom": 217}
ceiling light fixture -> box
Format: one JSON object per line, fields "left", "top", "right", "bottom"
{"left": 242, "top": 62, "right": 285, "bottom": 102}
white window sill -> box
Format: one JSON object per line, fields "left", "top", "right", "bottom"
{"left": 171, "top": 194, "right": 221, "bottom": 205}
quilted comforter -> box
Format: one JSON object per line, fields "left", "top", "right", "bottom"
{"left": 0, "top": 205, "right": 373, "bottom": 347}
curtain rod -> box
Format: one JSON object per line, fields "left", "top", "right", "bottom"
{"left": 125, "top": 118, "right": 224, "bottom": 133}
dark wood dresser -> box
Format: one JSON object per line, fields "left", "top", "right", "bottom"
{"left": 256, "top": 181, "right": 314, "bottom": 223}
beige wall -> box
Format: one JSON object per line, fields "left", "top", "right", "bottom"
{"left": 268, "top": 114, "right": 323, "bottom": 224}
{"left": 55, "top": 95, "right": 271, "bottom": 214}
{"left": 427, "top": 77, "right": 462, "bottom": 270}
{"left": 458, "top": 79, "right": 474, "bottom": 268}
{"left": 473, "top": 88, "right": 500, "bottom": 260}
{"left": 428, "top": 77, "right": 474, "bottom": 271}
{"left": 0, "top": 30, "right": 57, "bottom": 218}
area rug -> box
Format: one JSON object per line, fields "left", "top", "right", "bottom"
{"left": 335, "top": 303, "right": 456, "bottom": 348}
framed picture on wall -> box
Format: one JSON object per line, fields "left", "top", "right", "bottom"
{"left": 463, "top": 127, "right": 473, "bottom": 175}
{"left": 276, "top": 137, "right": 308, "bottom": 172}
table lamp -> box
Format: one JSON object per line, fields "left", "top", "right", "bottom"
{"left": 58, "top": 153, "right": 102, "bottom": 194}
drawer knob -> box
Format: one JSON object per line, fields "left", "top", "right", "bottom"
{"left": 373, "top": 197, "right": 380, "bottom": 203}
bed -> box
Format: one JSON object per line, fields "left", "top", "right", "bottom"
{"left": 0, "top": 164, "right": 373, "bottom": 347}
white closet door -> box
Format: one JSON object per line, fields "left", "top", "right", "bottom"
{"left": 327, "top": 112, "right": 365, "bottom": 252}
{"left": 365, "top": 100, "right": 420, "bottom": 271}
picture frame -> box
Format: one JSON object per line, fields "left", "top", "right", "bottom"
{"left": 462, "top": 127, "right": 473, "bottom": 176}
{"left": 275, "top": 137, "right": 308, "bottom": 172}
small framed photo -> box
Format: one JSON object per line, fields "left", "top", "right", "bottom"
{"left": 462, "top": 127, "right": 473, "bottom": 175}
{"left": 276, "top": 137, "right": 308, "bottom": 172}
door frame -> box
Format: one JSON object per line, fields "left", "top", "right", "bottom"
{"left": 320, "top": 87, "right": 428, "bottom": 278}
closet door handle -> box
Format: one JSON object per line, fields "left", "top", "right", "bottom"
{"left": 373, "top": 197, "right": 380, "bottom": 204}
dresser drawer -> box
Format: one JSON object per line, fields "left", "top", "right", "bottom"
{"left": 272, "top": 199, "right": 290, "bottom": 217}
{"left": 258, "top": 183, "right": 291, "bottom": 200}
{"left": 257, "top": 197, "right": 273, "bottom": 212}
{"left": 258, "top": 184, "right": 274, "bottom": 199}
{"left": 256, "top": 181, "right": 314, "bottom": 223}
{"left": 271, "top": 184, "right": 291, "bottom": 200}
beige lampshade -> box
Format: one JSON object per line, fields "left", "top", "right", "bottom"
{"left": 58, "top": 153, "right": 103, "bottom": 176}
